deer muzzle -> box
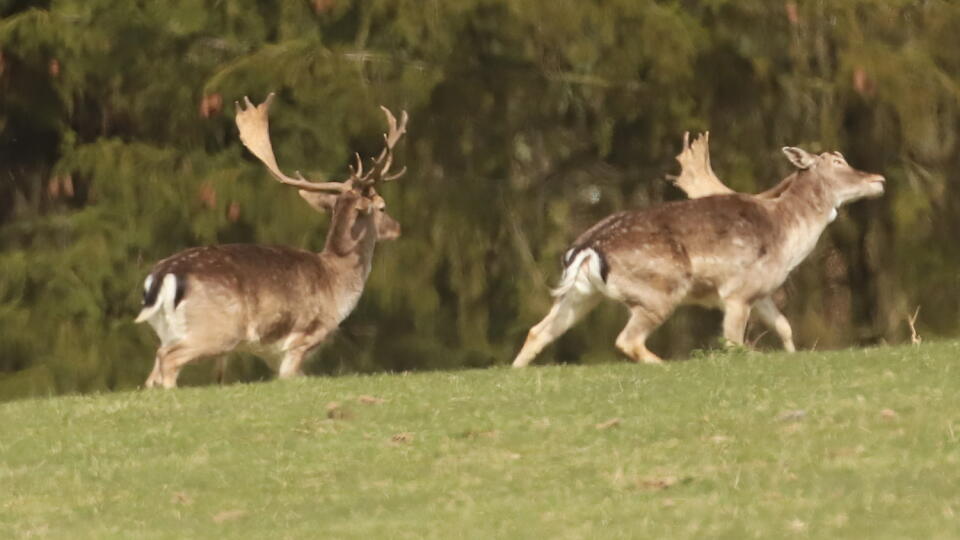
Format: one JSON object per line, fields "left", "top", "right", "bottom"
{"left": 866, "top": 174, "right": 885, "bottom": 197}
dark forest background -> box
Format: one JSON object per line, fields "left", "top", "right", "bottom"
{"left": 1, "top": 0, "right": 958, "bottom": 399}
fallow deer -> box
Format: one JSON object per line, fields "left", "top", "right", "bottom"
{"left": 512, "top": 134, "right": 884, "bottom": 367}
{"left": 136, "top": 94, "right": 408, "bottom": 388}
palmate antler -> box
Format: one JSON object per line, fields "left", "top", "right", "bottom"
{"left": 671, "top": 132, "right": 790, "bottom": 200}
{"left": 669, "top": 132, "right": 735, "bottom": 198}
{"left": 235, "top": 94, "right": 409, "bottom": 193}
{"left": 235, "top": 94, "right": 348, "bottom": 193}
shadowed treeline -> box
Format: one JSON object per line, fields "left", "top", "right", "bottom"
{"left": 1, "top": 1, "right": 958, "bottom": 398}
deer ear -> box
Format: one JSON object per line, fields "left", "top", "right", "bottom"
{"left": 781, "top": 147, "right": 816, "bottom": 170}
{"left": 298, "top": 190, "right": 338, "bottom": 213}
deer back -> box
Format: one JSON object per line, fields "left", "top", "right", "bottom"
{"left": 560, "top": 193, "right": 803, "bottom": 307}
{"left": 576, "top": 194, "right": 782, "bottom": 266}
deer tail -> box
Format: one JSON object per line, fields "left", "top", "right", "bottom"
{"left": 551, "top": 247, "right": 608, "bottom": 297}
{"left": 135, "top": 273, "right": 182, "bottom": 323}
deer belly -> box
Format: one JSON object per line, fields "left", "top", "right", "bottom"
{"left": 233, "top": 340, "right": 286, "bottom": 368}
{"left": 683, "top": 284, "right": 722, "bottom": 308}
{"left": 245, "top": 312, "right": 299, "bottom": 346}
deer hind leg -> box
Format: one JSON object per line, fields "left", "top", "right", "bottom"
{"left": 753, "top": 296, "right": 795, "bottom": 352}
{"left": 152, "top": 343, "right": 215, "bottom": 389}
{"left": 721, "top": 297, "right": 752, "bottom": 347}
{"left": 616, "top": 305, "right": 671, "bottom": 364}
{"left": 144, "top": 350, "right": 165, "bottom": 388}
{"left": 512, "top": 290, "right": 601, "bottom": 368}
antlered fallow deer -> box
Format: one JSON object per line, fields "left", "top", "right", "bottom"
{"left": 136, "top": 94, "right": 408, "bottom": 388}
{"left": 512, "top": 134, "right": 884, "bottom": 367}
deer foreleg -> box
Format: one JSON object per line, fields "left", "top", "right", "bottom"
{"left": 753, "top": 296, "right": 795, "bottom": 352}
{"left": 721, "top": 299, "right": 751, "bottom": 347}
{"left": 278, "top": 331, "right": 330, "bottom": 379}
{"left": 278, "top": 350, "right": 308, "bottom": 379}
{"left": 212, "top": 357, "right": 229, "bottom": 384}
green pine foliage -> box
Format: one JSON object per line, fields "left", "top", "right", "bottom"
{"left": 1, "top": 1, "right": 958, "bottom": 398}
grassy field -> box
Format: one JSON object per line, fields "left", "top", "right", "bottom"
{"left": 2, "top": 342, "right": 960, "bottom": 539}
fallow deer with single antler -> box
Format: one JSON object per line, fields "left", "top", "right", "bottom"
{"left": 512, "top": 133, "right": 884, "bottom": 367}
{"left": 136, "top": 94, "right": 408, "bottom": 388}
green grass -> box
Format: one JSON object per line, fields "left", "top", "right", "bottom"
{"left": 3, "top": 342, "right": 960, "bottom": 539}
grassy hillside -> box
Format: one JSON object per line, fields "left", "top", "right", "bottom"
{"left": 2, "top": 342, "right": 960, "bottom": 539}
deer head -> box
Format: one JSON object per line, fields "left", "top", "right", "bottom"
{"left": 781, "top": 147, "right": 885, "bottom": 206}
{"left": 234, "top": 94, "right": 407, "bottom": 245}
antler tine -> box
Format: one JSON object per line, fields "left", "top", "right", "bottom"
{"left": 355, "top": 106, "right": 409, "bottom": 188}
{"left": 382, "top": 110, "right": 409, "bottom": 183}
{"left": 382, "top": 107, "right": 408, "bottom": 148}
{"left": 235, "top": 93, "right": 347, "bottom": 193}
{"left": 383, "top": 165, "right": 407, "bottom": 182}
{"left": 353, "top": 152, "right": 364, "bottom": 179}
{"left": 375, "top": 147, "right": 394, "bottom": 178}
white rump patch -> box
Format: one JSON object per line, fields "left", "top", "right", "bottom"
{"left": 159, "top": 274, "right": 179, "bottom": 316}
{"left": 551, "top": 248, "right": 607, "bottom": 298}
{"left": 135, "top": 274, "right": 186, "bottom": 345}
{"left": 135, "top": 274, "right": 169, "bottom": 323}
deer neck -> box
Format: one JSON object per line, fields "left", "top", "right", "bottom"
{"left": 771, "top": 171, "right": 839, "bottom": 270}
{"left": 320, "top": 209, "right": 378, "bottom": 286}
